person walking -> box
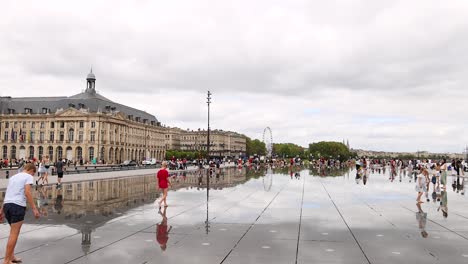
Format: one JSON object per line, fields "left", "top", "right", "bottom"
{"left": 416, "top": 168, "right": 428, "bottom": 203}
{"left": 0, "top": 163, "right": 40, "bottom": 264}
{"left": 55, "top": 159, "right": 65, "bottom": 188}
{"left": 157, "top": 161, "right": 171, "bottom": 209}
{"left": 37, "top": 159, "right": 46, "bottom": 185}
{"left": 42, "top": 156, "right": 50, "bottom": 184}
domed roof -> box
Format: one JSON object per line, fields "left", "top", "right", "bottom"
{"left": 86, "top": 68, "right": 96, "bottom": 80}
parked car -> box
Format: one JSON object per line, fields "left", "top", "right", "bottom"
{"left": 142, "top": 158, "right": 157, "bottom": 165}
{"left": 121, "top": 160, "right": 137, "bottom": 166}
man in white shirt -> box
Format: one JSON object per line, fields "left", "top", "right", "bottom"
{"left": 0, "top": 163, "right": 40, "bottom": 264}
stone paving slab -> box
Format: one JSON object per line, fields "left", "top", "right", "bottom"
{"left": 0, "top": 168, "right": 467, "bottom": 263}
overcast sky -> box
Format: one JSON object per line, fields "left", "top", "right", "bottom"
{"left": 1, "top": 0, "right": 468, "bottom": 153}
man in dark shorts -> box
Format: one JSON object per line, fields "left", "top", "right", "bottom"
{"left": 55, "top": 159, "right": 65, "bottom": 187}
{"left": 0, "top": 163, "right": 40, "bottom": 264}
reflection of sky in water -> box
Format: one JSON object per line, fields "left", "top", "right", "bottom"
{"left": 1, "top": 166, "right": 468, "bottom": 264}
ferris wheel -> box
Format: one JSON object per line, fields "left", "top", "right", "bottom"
{"left": 263, "top": 127, "right": 273, "bottom": 157}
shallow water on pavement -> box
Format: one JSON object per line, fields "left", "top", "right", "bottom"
{"left": 0, "top": 166, "right": 467, "bottom": 264}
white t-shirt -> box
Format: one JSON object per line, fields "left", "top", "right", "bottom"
{"left": 4, "top": 172, "right": 34, "bottom": 207}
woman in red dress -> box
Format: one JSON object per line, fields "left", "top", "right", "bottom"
{"left": 157, "top": 161, "right": 171, "bottom": 209}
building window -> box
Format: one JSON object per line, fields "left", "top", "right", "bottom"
{"left": 14, "top": 122, "right": 17, "bottom": 128}
{"left": 68, "top": 129, "right": 74, "bottom": 141}
{"left": 48, "top": 146, "right": 53, "bottom": 159}
{"left": 38, "top": 146, "right": 43, "bottom": 160}
{"left": 22, "top": 122, "right": 26, "bottom": 129}
{"left": 39, "top": 132, "right": 44, "bottom": 142}
{"left": 77, "top": 147, "right": 82, "bottom": 159}
{"left": 78, "top": 131, "right": 84, "bottom": 142}
{"left": 30, "top": 132, "right": 35, "bottom": 142}
{"left": 57, "top": 146, "right": 63, "bottom": 159}
{"left": 31, "top": 122, "right": 35, "bottom": 129}
{"left": 60, "top": 122, "right": 64, "bottom": 128}
{"left": 2, "top": 146, "right": 7, "bottom": 159}
{"left": 79, "top": 121, "right": 84, "bottom": 128}
{"left": 49, "top": 131, "right": 55, "bottom": 142}
{"left": 91, "top": 121, "right": 96, "bottom": 128}
{"left": 50, "top": 122, "right": 55, "bottom": 129}
{"left": 29, "top": 146, "right": 34, "bottom": 159}
{"left": 5, "top": 122, "right": 9, "bottom": 128}
{"left": 90, "top": 131, "right": 95, "bottom": 142}
{"left": 4, "top": 131, "right": 8, "bottom": 141}
{"left": 89, "top": 147, "right": 94, "bottom": 161}
{"left": 59, "top": 131, "right": 64, "bottom": 142}
{"left": 40, "top": 122, "right": 45, "bottom": 129}
{"left": 42, "top": 108, "right": 48, "bottom": 114}
{"left": 10, "top": 146, "right": 16, "bottom": 160}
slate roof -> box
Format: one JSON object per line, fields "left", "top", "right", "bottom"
{"left": 0, "top": 73, "right": 159, "bottom": 124}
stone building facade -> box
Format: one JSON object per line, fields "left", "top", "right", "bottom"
{"left": 165, "top": 127, "right": 246, "bottom": 158}
{"left": 0, "top": 71, "right": 166, "bottom": 164}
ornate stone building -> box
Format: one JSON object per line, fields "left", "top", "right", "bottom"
{"left": 0, "top": 70, "right": 166, "bottom": 164}
{"left": 165, "top": 127, "right": 246, "bottom": 158}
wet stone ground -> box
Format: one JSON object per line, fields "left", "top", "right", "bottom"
{"left": 0, "top": 167, "right": 468, "bottom": 264}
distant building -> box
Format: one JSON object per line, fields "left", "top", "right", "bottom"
{"left": 0, "top": 70, "right": 166, "bottom": 163}
{"left": 165, "top": 127, "right": 246, "bottom": 158}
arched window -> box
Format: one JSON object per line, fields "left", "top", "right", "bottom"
{"left": 89, "top": 147, "right": 94, "bottom": 161}
{"left": 76, "top": 147, "right": 83, "bottom": 159}
{"left": 48, "top": 146, "right": 53, "bottom": 159}
{"left": 2, "top": 146, "right": 7, "bottom": 159}
{"left": 11, "top": 146, "right": 16, "bottom": 159}
{"left": 38, "top": 146, "right": 44, "bottom": 160}
{"left": 57, "top": 146, "right": 63, "bottom": 159}
{"left": 29, "top": 146, "right": 34, "bottom": 159}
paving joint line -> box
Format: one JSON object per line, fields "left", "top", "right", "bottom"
{"left": 295, "top": 172, "right": 306, "bottom": 264}
{"left": 64, "top": 201, "right": 207, "bottom": 264}
{"left": 218, "top": 182, "right": 289, "bottom": 264}
{"left": 319, "top": 179, "right": 372, "bottom": 264}
{"left": 401, "top": 205, "right": 468, "bottom": 241}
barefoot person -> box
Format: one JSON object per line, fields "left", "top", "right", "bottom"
{"left": 416, "top": 168, "right": 428, "bottom": 203}
{"left": 157, "top": 161, "right": 171, "bottom": 209}
{"left": 0, "top": 163, "right": 40, "bottom": 264}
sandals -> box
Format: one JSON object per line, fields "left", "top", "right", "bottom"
{"left": 12, "top": 256, "right": 22, "bottom": 263}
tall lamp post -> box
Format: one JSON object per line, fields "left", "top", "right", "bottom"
{"left": 205, "top": 91, "right": 212, "bottom": 234}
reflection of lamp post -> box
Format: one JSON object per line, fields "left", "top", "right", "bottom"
{"left": 205, "top": 91, "right": 211, "bottom": 234}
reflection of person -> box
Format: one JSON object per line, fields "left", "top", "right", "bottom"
{"left": 438, "top": 190, "right": 448, "bottom": 218}
{"left": 157, "top": 161, "right": 171, "bottom": 209}
{"left": 37, "top": 186, "right": 49, "bottom": 217}
{"left": 157, "top": 206, "right": 172, "bottom": 251}
{"left": 0, "top": 163, "right": 40, "bottom": 264}
{"left": 416, "top": 203, "right": 428, "bottom": 238}
{"left": 54, "top": 188, "right": 64, "bottom": 215}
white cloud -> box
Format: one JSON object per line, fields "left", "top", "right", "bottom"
{"left": 1, "top": 0, "right": 468, "bottom": 152}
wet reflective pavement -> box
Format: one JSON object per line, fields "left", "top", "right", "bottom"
{"left": 1, "top": 167, "right": 468, "bottom": 264}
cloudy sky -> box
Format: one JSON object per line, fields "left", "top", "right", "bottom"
{"left": 1, "top": 0, "right": 468, "bottom": 153}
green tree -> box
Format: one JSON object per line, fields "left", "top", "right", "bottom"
{"left": 273, "top": 143, "right": 307, "bottom": 158}
{"left": 308, "top": 141, "right": 351, "bottom": 161}
{"left": 166, "top": 150, "right": 207, "bottom": 160}
{"left": 246, "top": 137, "right": 266, "bottom": 157}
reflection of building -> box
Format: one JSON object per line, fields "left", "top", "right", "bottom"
{"left": 0, "top": 70, "right": 166, "bottom": 164}
{"left": 165, "top": 127, "right": 246, "bottom": 157}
